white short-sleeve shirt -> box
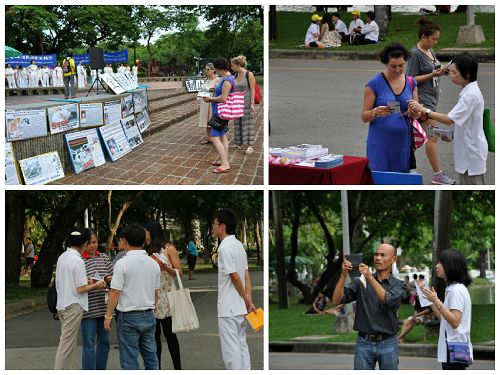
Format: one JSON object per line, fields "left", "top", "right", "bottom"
{"left": 217, "top": 235, "right": 248, "bottom": 318}
{"left": 447, "top": 81, "right": 487, "bottom": 176}
{"left": 335, "top": 19, "right": 348, "bottom": 35}
{"left": 56, "top": 247, "right": 89, "bottom": 311}
{"left": 111, "top": 250, "right": 160, "bottom": 312}
{"left": 305, "top": 23, "right": 320, "bottom": 44}
{"left": 361, "top": 20, "right": 379, "bottom": 42}
{"left": 437, "top": 283, "right": 473, "bottom": 363}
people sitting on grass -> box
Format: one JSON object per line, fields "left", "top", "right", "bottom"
{"left": 304, "top": 14, "right": 324, "bottom": 48}
{"left": 351, "top": 11, "right": 379, "bottom": 45}
{"left": 332, "top": 12, "right": 349, "bottom": 44}
{"left": 348, "top": 10, "right": 365, "bottom": 40}
{"left": 318, "top": 13, "right": 341, "bottom": 48}
{"left": 306, "top": 290, "right": 345, "bottom": 315}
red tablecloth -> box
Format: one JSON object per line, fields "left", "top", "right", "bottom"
{"left": 269, "top": 156, "right": 373, "bottom": 185}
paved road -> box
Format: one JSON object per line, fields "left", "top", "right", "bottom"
{"left": 270, "top": 352, "right": 494, "bottom": 370}
{"left": 269, "top": 59, "right": 495, "bottom": 185}
{"left": 5, "top": 270, "right": 263, "bottom": 370}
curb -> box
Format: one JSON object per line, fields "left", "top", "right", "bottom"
{"left": 270, "top": 341, "right": 494, "bottom": 360}
{"left": 6, "top": 296, "right": 47, "bottom": 320}
{"left": 270, "top": 49, "right": 495, "bottom": 63}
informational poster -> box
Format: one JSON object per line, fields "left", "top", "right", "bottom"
{"left": 135, "top": 111, "right": 151, "bottom": 133}
{"left": 79, "top": 103, "right": 104, "bottom": 128}
{"left": 98, "top": 122, "right": 131, "bottom": 161}
{"left": 121, "top": 95, "right": 134, "bottom": 118}
{"left": 104, "top": 99, "right": 122, "bottom": 125}
{"left": 133, "top": 90, "right": 148, "bottom": 113}
{"left": 121, "top": 115, "right": 143, "bottom": 149}
{"left": 19, "top": 151, "right": 65, "bottom": 185}
{"left": 47, "top": 103, "right": 79, "bottom": 135}
{"left": 99, "top": 73, "right": 126, "bottom": 94}
{"left": 65, "top": 128, "right": 106, "bottom": 174}
{"left": 123, "top": 71, "right": 139, "bottom": 89}
{"left": 5, "top": 142, "right": 21, "bottom": 185}
{"left": 5, "top": 109, "right": 48, "bottom": 141}
{"left": 185, "top": 79, "right": 205, "bottom": 92}
{"left": 114, "top": 72, "right": 137, "bottom": 91}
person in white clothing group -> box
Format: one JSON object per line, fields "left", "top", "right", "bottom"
{"left": 5, "top": 64, "right": 17, "bottom": 88}
{"left": 54, "top": 228, "right": 107, "bottom": 369}
{"left": 352, "top": 11, "right": 379, "bottom": 44}
{"left": 41, "top": 65, "right": 50, "bottom": 87}
{"left": 77, "top": 62, "right": 87, "bottom": 88}
{"left": 348, "top": 9, "right": 365, "bottom": 35}
{"left": 422, "top": 249, "right": 473, "bottom": 370}
{"left": 304, "top": 14, "right": 323, "bottom": 48}
{"left": 28, "top": 60, "right": 38, "bottom": 87}
{"left": 409, "top": 53, "right": 488, "bottom": 184}
{"left": 213, "top": 208, "right": 255, "bottom": 370}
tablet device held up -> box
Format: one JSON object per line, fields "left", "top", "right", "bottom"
{"left": 345, "top": 253, "right": 363, "bottom": 278}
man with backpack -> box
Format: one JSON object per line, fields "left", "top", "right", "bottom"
{"left": 62, "top": 51, "right": 76, "bottom": 99}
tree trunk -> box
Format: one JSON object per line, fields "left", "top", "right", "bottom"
{"left": 479, "top": 249, "right": 487, "bottom": 278}
{"left": 31, "top": 191, "right": 98, "bottom": 288}
{"left": 6, "top": 193, "right": 27, "bottom": 285}
{"left": 270, "top": 6, "right": 278, "bottom": 41}
{"left": 287, "top": 200, "right": 312, "bottom": 304}
{"left": 272, "top": 191, "right": 288, "bottom": 309}
{"left": 455, "top": 5, "right": 467, "bottom": 13}
{"left": 254, "top": 220, "right": 263, "bottom": 266}
{"left": 106, "top": 191, "right": 143, "bottom": 252}
{"left": 374, "top": 5, "right": 389, "bottom": 39}
{"left": 432, "top": 191, "right": 453, "bottom": 300}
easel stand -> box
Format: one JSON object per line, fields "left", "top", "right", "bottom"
{"left": 86, "top": 71, "right": 106, "bottom": 97}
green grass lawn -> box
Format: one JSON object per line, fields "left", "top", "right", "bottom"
{"left": 6, "top": 285, "right": 48, "bottom": 302}
{"left": 269, "top": 296, "right": 494, "bottom": 344}
{"left": 270, "top": 11, "right": 494, "bottom": 52}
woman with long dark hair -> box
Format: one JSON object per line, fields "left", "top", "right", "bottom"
{"left": 144, "top": 221, "right": 183, "bottom": 369}
{"left": 422, "top": 249, "right": 473, "bottom": 370}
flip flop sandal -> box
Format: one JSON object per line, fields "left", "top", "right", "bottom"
{"left": 245, "top": 147, "right": 255, "bottom": 155}
{"left": 229, "top": 144, "right": 241, "bottom": 149}
{"left": 212, "top": 167, "right": 230, "bottom": 174}
{"left": 201, "top": 140, "right": 211, "bottom": 145}
{"left": 211, "top": 161, "right": 222, "bottom": 167}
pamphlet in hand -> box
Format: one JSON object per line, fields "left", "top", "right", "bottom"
{"left": 152, "top": 252, "right": 168, "bottom": 264}
{"left": 387, "top": 101, "right": 401, "bottom": 114}
{"left": 346, "top": 254, "right": 363, "bottom": 279}
{"left": 91, "top": 271, "right": 102, "bottom": 282}
{"left": 246, "top": 307, "right": 264, "bottom": 332}
{"left": 415, "top": 282, "right": 433, "bottom": 307}
{"left": 197, "top": 91, "right": 212, "bottom": 99}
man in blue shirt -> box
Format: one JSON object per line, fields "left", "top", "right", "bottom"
{"left": 187, "top": 237, "right": 199, "bottom": 280}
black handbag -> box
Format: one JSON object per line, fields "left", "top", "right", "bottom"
{"left": 208, "top": 114, "right": 229, "bottom": 132}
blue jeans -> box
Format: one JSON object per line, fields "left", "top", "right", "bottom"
{"left": 353, "top": 335, "right": 399, "bottom": 370}
{"left": 117, "top": 310, "right": 158, "bottom": 370}
{"left": 81, "top": 316, "right": 110, "bottom": 369}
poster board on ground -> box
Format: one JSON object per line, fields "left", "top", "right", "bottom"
{"left": 121, "top": 95, "right": 134, "bottom": 118}
{"left": 114, "top": 72, "right": 138, "bottom": 91}
{"left": 19, "top": 151, "right": 65, "bottom": 185}
{"left": 5, "top": 109, "right": 48, "bottom": 141}
{"left": 121, "top": 115, "right": 143, "bottom": 149}
{"left": 133, "top": 89, "right": 148, "bottom": 113}
{"left": 79, "top": 102, "right": 104, "bottom": 128}
{"left": 65, "top": 128, "right": 106, "bottom": 174}
{"left": 124, "top": 71, "right": 139, "bottom": 89}
{"left": 5, "top": 142, "right": 21, "bottom": 185}
{"left": 99, "top": 73, "right": 126, "bottom": 94}
{"left": 99, "top": 122, "right": 131, "bottom": 161}
{"left": 135, "top": 111, "right": 151, "bottom": 133}
{"left": 104, "top": 99, "right": 122, "bottom": 125}
{"left": 185, "top": 79, "right": 205, "bottom": 93}
{"left": 47, "top": 103, "right": 79, "bottom": 135}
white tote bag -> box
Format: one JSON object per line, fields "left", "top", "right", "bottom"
{"left": 167, "top": 269, "right": 200, "bottom": 333}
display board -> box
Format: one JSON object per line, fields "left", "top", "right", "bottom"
{"left": 65, "top": 128, "right": 106, "bottom": 174}
{"left": 5, "top": 142, "right": 21, "bottom": 185}
{"left": 121, "top": 95, "right": 134, "bottom": 118}
{"left": 185, "top": 79, "right": 205, "bottom": 93}
{"left": 114, "top": 72, "right": 138, "bottom": 91}
{"left": 79, "top": 103, "right": 104, "bottom": 128}
{"left": 103, "top": 99, "right": 122, "bottom": 125}
{"left": 99, "top": 73, "right": 126, "bottom": 94}
{"left": 121, "top": 115, "right": 143, "bottom": 149}
{"left": 99, "top": 122, "right": 131, "bottom": 161}
{"left": 19, "top": 151, "right": 65, "bottom": 185}
{"left": 5, "top": 109, "right": 48, "bottom": 141}
{"left": 133, "top": 90, "right": 148, "bottom": 113}
{"left": 47, "top": 103, "right": 79, "bottom": 135}
{"left": 135, "top": 111, "right": 151, "bottom": 133}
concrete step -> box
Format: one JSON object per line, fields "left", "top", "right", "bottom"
{"left": 144, "top": 100, "right": 200, "bottom": 137}
{"left": 149, "top": 92, "right": 197, "bottom": 114}
{"left": 147, "top": 88, "right": 190, "bottom": 103}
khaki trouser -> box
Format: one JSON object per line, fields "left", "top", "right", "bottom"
{"left": 459, "top": 171, "right": 485, "bottom": 185}
{"left": 55, "top": 303, "right": 84, "bottom": 369}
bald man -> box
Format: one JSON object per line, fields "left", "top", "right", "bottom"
{"left": 332, "top": 244, "right": 406, "bottom": 369}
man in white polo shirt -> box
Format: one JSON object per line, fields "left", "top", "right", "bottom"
{"left": 213, "top": 208, "right": 256, "bottom": 370}
{"left": 55, "top": 228, "right": 107, "bottom": 369}
{"left": 104, "top": 224, "right": 160, "bottom": 370}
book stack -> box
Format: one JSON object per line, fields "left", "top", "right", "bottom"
{"left": 281, "top": 144, "right": 328, "bottom": 160}
{"left": 314, "top": 154, "right": 344, "bottom": 168}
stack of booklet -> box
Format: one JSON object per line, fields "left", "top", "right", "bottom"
{"left": 314, "top": 154, "right": 344, "bottom": 168}
{"left": 272, "top": 144, "right": 329, "bottom": 161}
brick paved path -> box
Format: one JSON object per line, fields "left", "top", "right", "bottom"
{"left": 52, "top": 88, "right": 263, "bottom": 185}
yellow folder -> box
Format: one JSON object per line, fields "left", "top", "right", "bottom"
{"left": 246, "top": 307, "right": 264, "bottom": 332}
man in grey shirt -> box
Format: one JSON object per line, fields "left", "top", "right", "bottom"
{"left": 332, "top": 244, "right": 405, "bottom": 369}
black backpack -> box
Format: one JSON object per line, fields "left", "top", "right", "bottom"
{"left": 62, "top": 58, "right": 72, "bottom": 74}
{"left": 47, "top": 276, "right": 59, "bottom": 320}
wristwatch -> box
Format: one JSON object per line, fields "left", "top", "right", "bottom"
{"left": 425, "top": 108, "right": 431, "bottom": 118}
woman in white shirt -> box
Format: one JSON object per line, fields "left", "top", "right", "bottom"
{"left": 199, "top": 63, "right": 221, "bottom": 145}
{"left": 421, "top": 249, "right": 472, "bottom": 370}
{"left": 410, "top": 53, "right": 487, "bottom": 184}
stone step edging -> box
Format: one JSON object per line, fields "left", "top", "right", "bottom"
{"left": 149, "top": 94, "right": 198, "bottom": 114}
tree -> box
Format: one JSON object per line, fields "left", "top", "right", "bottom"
{"left": 5, "top": 192, "right": 27, "bottom": 285}
{"left": 374, "top": 6, "right": 389, "bottom": 39}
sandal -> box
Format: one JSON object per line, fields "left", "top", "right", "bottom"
{"left": 212, "top": 167, "right": 230, "bottom": 174}
{"left": 229, "top": 144, "right": 241, "bottom": 149}
{"left": 211, "top": 161, "right": 221, "bottom": 167}
{"left": 245, "top": 147, "right": 254, "bottom": 155}
{"left": 201, "top": 139, "right": 211, "bottom": 145}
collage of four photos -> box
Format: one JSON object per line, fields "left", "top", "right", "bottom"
{"left": 3, "top": 3, "right": 496, "bottom": 372}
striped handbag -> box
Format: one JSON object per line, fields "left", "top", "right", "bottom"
{"left": 217, "top": 77, "right": 245, "bottom": 120}
{"left": 407, "top": 75, "right": 427, "bottom": 149}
